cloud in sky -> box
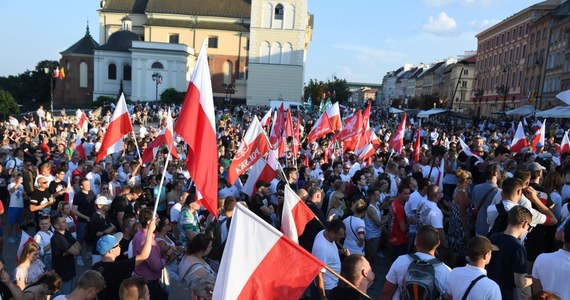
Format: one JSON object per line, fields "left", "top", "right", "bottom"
{"left": 422, "top": 12, "right": 457, "bottom": 34}
{"left": 469, "top": 19, "right": 499, "bottom": 30}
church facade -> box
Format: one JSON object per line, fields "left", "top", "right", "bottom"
{"left": 55, "top": 0, "right": 313, "bottom": 108}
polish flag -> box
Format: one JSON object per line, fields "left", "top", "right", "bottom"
{"left": 173, "top": 40, "right": 218, "bottom": 218}
{"left": 260, "top": 108, "right": 273, "bottom": 127}
{"left": 338, "top": 111, "right": 364, "bottom": 141}
{"left": 356, "top": 131, "right": 380, "bottom": 162}
{"left": 362, "top": 101, "right": 371, "bottom": 130}
{"left": 435, "top": 158, "right": 445, "bottom": 190}
{"left": 269, "top": 104, "right": 285, "bottom": 149}
{"left": 53, "top": 68, "right": 60, "bottom": 78}
{"left": 459, "top": 138, "right": 484, "bottom": 164}
{"left": 530, "top": 119, "right": 546, "bottom": 150}
{"left": 284, "top": 109, "right": 294, "bottom": 138}
{"left": 213, "top": 204, "right": 323, "bottom": 300}
{"left": 291, "top": 116, "right": 301, "bottom": 157}
{"left": 307, "top": 102, "right": 342, "bottom": 143}
{"left": 75, "top": 135, "right": 86, "bottom": 160}
{"left": 141, "top": 134, "right": 180, "bottom": 164}
{"left": 510, "top": 122, "right": 529, "bottom": 154}
{"left": 228, "top": 116, "right": 271, "bottom": 185}
{"left": 281, "top": 185, "right": 316, "bottom": 243}
{"left": 560, "top": 130, "right": 570, "bottom": 155}
{"left": 95, "top": 93, "right": 133, "bottom": 163}
{"left": 327, "top": 102, "right": 342, "bottom": 131}
{"left": 388, "top": 113, "right": 407, "bottom": 153}
{"left": 17, "top": 231, "right": 36, "bottom": 261}
{"left": 242, "top": 150, "right": 280, "bottom": 197}
{"left": 412, "top": 129, "right": 421, "bottom": 163}
{"left": 76, "top": 109, "right": 88, "bottom": 133}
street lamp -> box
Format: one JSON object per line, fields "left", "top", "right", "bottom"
{"left": 43, "top": 66, "right": 54, "bottom": 116}
{"left": 152, "top": 72, "right": 162, "bottom": 101}
{"left": 224, "top": 83, "right": 235, "bottom": 106}
{"left": 496, "top": 84, "right": 510, "bottom": 112}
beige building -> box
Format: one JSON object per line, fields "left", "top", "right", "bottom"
{"left": 94, "top": 0, "right": 312, "bottom": 105}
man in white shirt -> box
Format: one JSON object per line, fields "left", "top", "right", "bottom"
{"left": 448, "top": 236, "right": 501, "bottom": 300}
{"left": 86, "top": 163, "right": 102, "bottom": 196}
{"left": 532, "top": 221, "right": 570, "bottom": 299}
{"left": 405, "top": 177, "right": 430, "bottom": 251}
{"left": 417, "top": 185, "right": 446, "bottom": 250}
{"left": 312, "top": 219, "right": 348, "bottom": 299}
{"left": 380, "top": 225, "right": 451, "bottom": 300}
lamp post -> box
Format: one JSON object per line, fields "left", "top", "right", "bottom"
{"left": 43, "top": 67, "right": 54, "bottom": 116}
{"left": 152, "top": 72, "right": 162, "bottom": 101}
{"left": 496, "top": 84, "right": 510, "bottom": 112}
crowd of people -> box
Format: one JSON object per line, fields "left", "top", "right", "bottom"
{"left": 0, "top": 100, "right": 567, "bottom": 300}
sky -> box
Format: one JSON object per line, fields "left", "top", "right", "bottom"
{"left": 0, "top": 0, "right": 540, "bottom": 84}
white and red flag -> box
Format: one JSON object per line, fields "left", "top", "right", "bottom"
{"left": 242, "top": 149, "right": 280, "bottom": 197}
{"left": 281, "top": 185, "right": 316, "bottom": 243}
{"left": 560, "top": 130, "right": 570, "bottom": 155}
{"left": 388, "top": 113, "right": 407, "bottom": 153}
{"left": 338, "top": 111, "right": 364, "bottom": 141}
{"left": 75, "top": 135, "right": 86, "bottom": 160}
{"left": 412, "top": 129, "right": 421, "bottom": 163}
{"left": 435, "top": 158, "right": 445, "bottom": 190}
{"left": 143, "top": 108, "right": 179, "bottom": 163}
{"left": 76, "top": 109, "right": 88, "bottom": 134}
{"left": 95, "top": 93, "right": 134, "bottom": 163}
{"left": 291, "top": 116, "right": 301, "bottom": 157}
{"left": 260, "top": 108, "right": 273, "bottom": 127}
{"left": 269, "top": 104, "right": 285, "bottom": 149}
{"left": 307, "top": 102, "right": 342, "bottom": 143}
{"left": 173, "top": 40, "right": 218, "bottom": 218}
{"left": 284, "top": 110, "right": 294, "bottom": 138}
{"left": 459, "top": 138, "right": 484, "bottom": 164}
{"left": 227, "top": 116, "right": 271, "bottom": 185}
{"left": 530, "top": 119, "right": 546, "bottom": 150}
{"left": 213, "top": 203, "right": 323, "bottom": 300}
{"left": 510, "top": 122, "right": 529, "bottom": 154}
{"left": 17, "top": 231, "right": 36, "bottom": 261}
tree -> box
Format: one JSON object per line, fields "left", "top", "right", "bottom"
{"left": 304, "top": 76, "right": 351, "bottom": 106}
{"left": 0, "top": 89, "right": 20, "bottom": 120}
{"left": 160, "top": 88, "right": 186, "bottom": 104}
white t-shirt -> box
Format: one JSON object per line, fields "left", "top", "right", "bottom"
{"left": 532, "top": 249, "right": 570, "bottom": 299}
{"left": 416, "top": 200, "right": 444, "bottom": 229}
{"left": 405, "top": 191, "right": 427, "bottom": 233}
{"left": 311, "top": 230, "right": 340, "bottom": 290}
{"left": 170, "top": 203, "right": 183, "bottom": 224}
{"left": 385, "top": 251, "right": 451, "bottom": 300}
{"left": 447, "top": 264, "right": 501, "bottom": 300}
{"left": 343, "top": 216, "right": 365, "bottom": 255}
{"left": 487, "top": 199, "right": 547, "bottom": 232}
{"left": 86, "top": 172, "right": 101, "bottom": 195}
{"left": 8, "top": 182, "right": 24, "bottom": 208}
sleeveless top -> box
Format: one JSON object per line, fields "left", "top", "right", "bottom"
{"left": 365, "top": 204, "right": 382, "bottom": 239}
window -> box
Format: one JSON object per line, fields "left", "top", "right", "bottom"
{"left": 208, "top": 36, "right": 218, "bottom": 48}
{"left": 461, "top": 81, "right": 467, "bottom": 88}
{"left": 108, "top": 63, "right": 116, "bottom": 80}
{"left": 79, "top": 62, "right": 88, "bottom": 88}
{"left": 463, "top": 69, "right": 468, "bottom": 75}
{"left": 169, "top": 34, "right": 179, "bottom": 44}
{"left": 522, "top": 44, "right": 526, "bottom": 57}
{"left": 123, "top": 65, "right": 131, "bottom": 81}
{"left": 151, "top": 62, "right": 163, "bottom": 69}
{"left": 274, "top": 4, "right": 284, "bottom": 20}
{"left": 543, "top": 28, "right": 547, "bottom": 39}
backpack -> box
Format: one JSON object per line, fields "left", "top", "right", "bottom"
{"left": 487, "top": 203, "right": 508, "bottom": 237}
{"left": 401, "top": 253, "right": 442, "bottom": 300}
{"left": 205, "top": 217, "right": 230, "bottom": 261}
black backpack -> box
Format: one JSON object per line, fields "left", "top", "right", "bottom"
{"left": 205, "top": 217, "right": 230, "bottom": 261}
{"left": 401, "top": 253, "right": 442, "bottom": 300}
{"left": 487, "top": 203, "right": 508, "bottom": 237}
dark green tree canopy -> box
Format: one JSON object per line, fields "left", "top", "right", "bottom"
{"left": 304, "top": 76, "right": 351, "bottom": 106}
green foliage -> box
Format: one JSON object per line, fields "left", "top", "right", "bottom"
{"left": 0, "top": 89, "right": 20, "bottom": 120}
{"left": 304, "top": 76, "right": 352, "bottom": 106}
{"left": 93, "top": 96, "right": 116, "bottom": 108}
{"left": 160, "top": 88, "right": 186, "bottom": 104}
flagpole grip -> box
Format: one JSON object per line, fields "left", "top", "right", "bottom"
{"left": 322, "top": 264, "right": 371, "bottom": 300}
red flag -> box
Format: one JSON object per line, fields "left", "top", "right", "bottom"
{"left": 412, "top": 129, "right": 421, "bottom": 163}
{"left": 95, "top": 93, "right": 134, "bottom": 162}
{"left": 530, "top": 119, "right": 546, "bottom": 151}
{"left": 560, "top": 130, "right": 570, "bottom": 155}
{"left": 307, "top": 103, "right": 342, "bottom": 144}
{"left": 242, "top": 150, "right": 280, "bottom": 197}
{"left": 338, "top": 111, "right": 364, "bottom": 141}
{"left": 284, "top": 110, "right": 294, "bottom": 138}
{"left": 53, "top": 68, "right": 60, "bottom": 78}
{"left": 459, "top": 138, "right": 484, "bottom": 164}
{"left": 327, "top": 102, "right": 342, "bottom": 131}
{"left": 173, "top": 40, "right": 218, "bottom": 218}
{"left": 228, "top": 117, "right": 271, "bottom": 185}
{"left": 17, "top": 231, "right": 35, "bottom": 261}
{"left": 510, "top": 122, "right": 529, "bottom": 154}
{"left": 362, "top": 101, "right": 371, "bottom": 130}
{"left": 281, "top": 185, "right": 316, "bottom": 243}
{"left": 75, "top": 135, "right": 86, "bottom": 160}
{"left": 76, "top": 109, "right": 88, "bottom": 133}
{"left": 213, "top": 204, "right": 323, "bottom": 300}
{"left": 291, "top": 116, "right": 301, "bottom": 157}
{"left": 269, "top": 104, "right": 285, "bottom": 148}
{"left": 388, "top": 113, "right": 407, "bottom": 153}
{"left": 260, "top": 108, "right": 273, "bottom": 127}
{"left": 142, "top": 109, "right": 179, "bottom": 164}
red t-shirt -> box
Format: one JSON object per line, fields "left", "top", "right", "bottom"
{"left": 389, "top": 200, "right": 407, "bottom": 246}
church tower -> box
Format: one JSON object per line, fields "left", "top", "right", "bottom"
{"left": 247, "top": 0, "right": 313, "bottom": 106}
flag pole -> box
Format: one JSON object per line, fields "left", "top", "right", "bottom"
{"left": 130, "top": 130, "right": 143, "bottom": 161}
{"left": 153, "top": 144, "right": 173, "bottom": 218}
{"left": 322, "top": 264, "right": 371, "bottom": 300}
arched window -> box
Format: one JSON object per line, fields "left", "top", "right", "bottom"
{"left": 108, "top": 63, "right": 117, "bottom": 80}
{"left": 262, "top": 3, "right": 272, "bottom": 28}
{"left": 151, "top": 62, "right": 163, "bottom": 69}
{"left": 274, "top": 4, "right": 284, "bottom": 20}
{"left": 79, "top": 62, "right": 88, "bottom": 88}
{"left": 223, "top": 60, "right": 233, "bottom": 85}
{"left": 123, "top": 64, "right": 132, "bottom": 81}
{"left": 260, "top": 41, "right": 270, "bottom": 64}
{"left": 284, "top": 4, "right": 295, "bottom": 29}
{"left": 270, "top": 42, "right": 282, "bottom": 64}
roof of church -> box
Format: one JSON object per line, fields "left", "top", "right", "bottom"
{"left": 146, "top": 19, "right": 250, "bottom": 32}
{"left": 60, "top": 26, "right": 99, "bottom": 55}
{"left": 97, "top": 30, "right": 141, "bottom": 52}
{"left": 101, "top": 0, "right": 251, "bottom": 19}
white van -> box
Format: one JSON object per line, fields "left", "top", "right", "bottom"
{"left": 268, "top": 100, "right": 306, "bottom": 111}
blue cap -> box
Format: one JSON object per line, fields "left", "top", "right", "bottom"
{"left": 96, "top": 232, "right": 123, "bottom": 255}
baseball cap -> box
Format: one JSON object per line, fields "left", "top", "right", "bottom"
{"left": 466, "top": 236, "right": 499, "bottom": 259}
{"left": 95, "top": 195, "right": 112, "bottom": 206}
{"left": 536, "top": 142, "right": 544, "bottom": 148}
{"left": 96, "top": 232, "right": 123, "bottom": 255}
{"left": 527, "top": 162, "right": 546, "bottom": 171}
